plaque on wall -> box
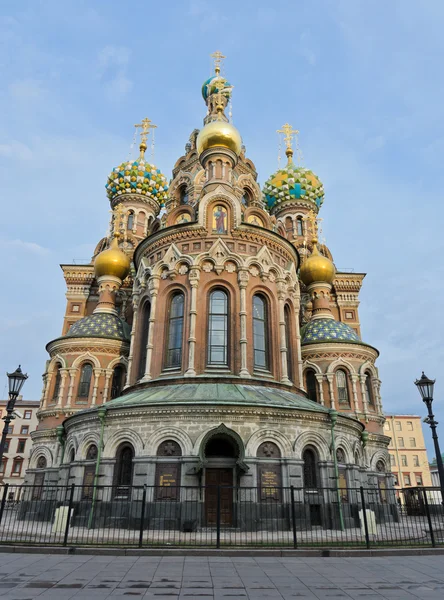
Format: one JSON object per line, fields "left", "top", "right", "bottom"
{"left": 258, "top": 465, "right": 282, "bottom": 501}
{"left": 82, "top": 465, "right": 96, "bottom": 500}
{"left": 338, "top": 469, "right": 348, "bottom": 502}
{"left": 155, "top": 463, "right": 180, "bottom": 500}
{"left": 32, "top": 472, "right": 45, "bottom": 500}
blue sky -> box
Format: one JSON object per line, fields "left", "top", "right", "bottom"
{"left": 1, "top": 0, "right": 443, "bottom": 459}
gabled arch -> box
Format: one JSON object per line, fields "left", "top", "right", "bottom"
{"left": 302, "top": 360, "right": 323, "bottom": 375}
{"left": 194, "top": 424, "right": 245, "bottom": 463}
{"left": 29, "top": 446, "right": 53, "bottom": 469}
{"left": 326, "top": 357, "right": 357, "bottom": 375}
{"left": 78, "top": 432, "right": 101, "bottom": 460}
{"left": 48, "top": 355, "right": 67, "bottom": 371}
{"left": 358, "top": 361, "right": 378, "bottom": 377}
{"left": 72, "top": 352, "right": 101, "bottom": 369}
{"left": 198, "top": 187, "right": 242, "bottom": 230}
{"left": 103, "top": 428, "right": 144, "bottom": 458}
{"left": 106, "top": 356, "right": 129, "bottom": 370}
{"left": 245, "top": 429, "right": 292, "bottom": 458}
{"left": 145, "top": 427, "right": 193, "bottom": 456}
{"left": 333, "top": 436, "right": 353, "bottom": 463}
{"left": 294, "top": 430, "right": 331, "bottom": 461}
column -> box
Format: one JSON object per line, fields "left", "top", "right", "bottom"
{"left": 374, "top": 379, "right": 383, "bottom": 415}
{"left": 277, "top": 279, "right": 291, "bottom": 385}
{"left": 326, "top": 374, "right": 336, "bottom": 409}
{"left": 66, "top": 368, "right": 77, "bottom": 407}
{"left": 359, "top": 374, "right": 369, "bottom": 418}
{"left": 351, "top": 374, "right": 360, "bottom": 413}
{"left": 238, "top": 269, "right": 250, "bottom": 378}
{"left": 185, "top": 268, "right": 200, "bottom": 377}
{"left": 142, "top": 274, "right": 160, "bottom": 381}
{"left": 42, "top": 372, "right": 53, "bottom": 408}
{"left": 57, "top": 368, "right": 68, "bottom": 407}
{"left": 315, "top": 374, "right": 325, "bottom": 405}
{"left": 103, "top": 369, "right": 113, "bottom": 403}
{"left": 91, "top": 368, "right": 102, "bottom": 406}
{"left": 291, "top": 289, "right": 303, "bottom": 387}
{"left": 125, "top": 293, "right": 140, "bottom": 387}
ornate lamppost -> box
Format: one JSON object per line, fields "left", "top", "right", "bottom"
{"left": 0, "top": 367, "right": 28, "bottom": 470}
{"left": 414, "top": 372, "right": 444, "bottom": 504}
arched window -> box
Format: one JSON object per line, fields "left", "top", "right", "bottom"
{"left": 36, "top": 456, "right": 47, "bottom": 469}
{"left": 165, "top": 292, "right": 184, "bottom": 369}
{"left": 114, "top": 443, "right": 134, "bottom": 497}
{"left": 253, "top": 294, "right": 269, "bottom": 370}
{"left": 296, "top": 217, "right": 303, "bottom": 236}
{"left": 306, "top": 369, "right": 318, "bottom": 402}
{"left": 336, "top": 369, "right": 349, "bottom": 404}
{"left": 86, "top": 444, "right": 98, "bottom": 460}
{"left": 78, "top": 364, "right": 93, "bottom": 399}
{"left": 303, "top": 448, "right": 318, "bottom": 489}
{"left": 52, "top": 365, "right": 62, "bottom": 400}
{"left": 137, "top": 302, "right": 151, "bottom": 380}
{"left": 127, "top": 211, "right": 134, "bottom": 230}
{"left": 180, "top": 186, "right": 189, "bottom": 205}
{"left": 111, "top": 365, "right": 125, "bottom": 399}
{"left": 284, "top": 305, "right": 293, "bottom": 381}
{"left": 242, "top": 189, "right": 251, "bottom": 206}
{"left": 285, "top": 216, "right": 293, "bottom": 233}
{"left": 207, "top": 289, "right": 228, "bottom": 366}
{"left": 69, "top": 448, "right": 75, "bottom": 463}
{"left": 365, "top": 372, "right": 374, "bottom": 406}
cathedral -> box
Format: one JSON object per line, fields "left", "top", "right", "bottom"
{"left": 27, "top": 52, "right": 391, "bottom": 529}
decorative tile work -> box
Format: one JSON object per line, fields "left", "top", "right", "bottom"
{"left": 301, "top": 318, "right": 360, "bottom": 345}
{"left": 263, "top": 162, "right": 324, "bottom": 211}
{"left": 65, "top": 313, "right": 130, "bottom": 342}
{"left": 201, "top": 76, "right": 232, "bottom": 100}
{"left": 106, "top": 159, "right": 169, "bottom": 205}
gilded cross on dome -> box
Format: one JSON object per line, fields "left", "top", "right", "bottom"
{"left": 211, "top": 50, "right": 226, "bottom": 75}
{"left": 303, "top": 209, "right": 322, "bottom": 243}
{"left": 134, "top": 117, "right": 157, "bottom": 158}
{"left": 277, "top": 123, "right": 299, "bottom": 164}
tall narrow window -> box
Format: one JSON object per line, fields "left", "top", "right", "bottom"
{"left": 165, "top": 292, "right": 184, "bottom": 369}
{"left": 52, "top": 365, "right": 62, "bottom": 400}
{"left": 207, "top": 289, "right": 228, "bottom": 366}
{"left": 303, "top": 448, "right": 317, "bottom": 489}
{"left": 111, "top": 365, "right": 125, "bottom": 399}
{"left": 296, "top": 217, "right": 303, "bottom": 236}
{"left": 78, "top": 364, "right": 93, "bottom": 398}
{"left": 113, "top": 443, "right": 134, "bottom": 497}
{"left": 180, "top": 186, "right": 189, "bottom": 205}
{"left": 336, "top": 369, "right": 349, "bottom": 404}
{"left": 364, "top": 372, "right": 374, "bottom": 406}
{"left": 137, "top": 302, "right": 151, "bottom": 380}
{"left": 306, "top": 369, "right": 318, "bottom": 402}
{"left": 284, "top": 305, "right": 293, "bottom": 381}
{"left": 253, "top": 294, "right": 269, "bottom": 370}
{"left": 127, "top": 211, "right": 134, "bottom": 230}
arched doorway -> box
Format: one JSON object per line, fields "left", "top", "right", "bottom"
{"left": 202, "top": 427, "right": 243, "bottom": 526}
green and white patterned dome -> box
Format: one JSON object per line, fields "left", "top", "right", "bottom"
{"left": 106, "top": 158, "right": 169, "bottom": 206}
{"left": 263, "top": 162, "right": 324, "bottom": 212}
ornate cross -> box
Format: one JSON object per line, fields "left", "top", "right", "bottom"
{"left": 211, "top": 50, "right": 226, "bottom": 75}
{"left": 277, "top": 123, "right": 299, "bottom": 152}
{"left": 134, "top": 117, "right": 157, "bottom": 145}
{"left": 262, "top": 443, "right": 275, "bottom": 457}
{"left": 163, "top": 442, "right": 177, "bottom": 456}
{"left": 303, "top": 209, "right": 322, "bottom": 243}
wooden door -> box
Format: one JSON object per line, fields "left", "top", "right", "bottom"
{"left": 205, "top": 468, "right": 233, "bottom": 525}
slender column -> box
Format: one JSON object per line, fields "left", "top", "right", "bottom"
{"left": 142, "top": 275, "right": 160, "bottom": 381}
{"left": 351, "top": 374, "right": 360, "bottom": 413}
{"left": 291, "top": 290, "right": 303, "bottom": 387}
{"left": 91, "top": 368, "right": 101, "bottom": 406}
{"left": 43, "top": 372, "right": 53, "bottom": 407}
{"left": 374, "top": 379, "right": 383, "bottom": 415}
{"left": 40, "top": 372, "right": 49, "bottom": 409}
{"left": 326, "top": 374, "right": 336, "bottom": 409}
{"left": 185, "top": 268, "right": 200, "bottom": 377}
{"left": 238, "top": 269, "right": 250, "bottom": 378}
{"left": 125, "top": 292, "right": 140, "bottom": 387}
{"left": 103, "top": 369, "right": 113, "bottom": 403}
{"left": 315, "top": 374, "right": 325, "bottom": 406}
{"left": 359, "top": 374, "right": 369, "bottom": 418}
{"left": 56, "top": 369, "right": 68, "bottom": 407}
{"left": 66, "top": 369, "right": 77, "bottom": 407}
{"left": 277, "top": 279, "right": 291, "bottom": 385}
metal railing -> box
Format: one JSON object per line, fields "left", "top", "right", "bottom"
{"left": 0, "top": 483, "right": 442, "bottom": 548}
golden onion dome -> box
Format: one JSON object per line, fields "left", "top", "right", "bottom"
{"left": 196, "top": 119, "right": 242, "bottom": 156}
{"left": 94, "top": 234, "right": 131, "bottom": 281}
{"left": 299, "top": 241, "right": 335, "bottom": 286}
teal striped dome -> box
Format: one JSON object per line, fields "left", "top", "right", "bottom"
{"left": 65, "top": 313, "right": 130, "bottom": 342}
{"left": 302, "top": 318, "right": 359, "bottom": 345}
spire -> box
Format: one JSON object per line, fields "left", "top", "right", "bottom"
{"left": 277, "top": 123, "right": 299, "bottom": 164}
{"left": 134, "top": 117, "right": 157, "bottom": 160}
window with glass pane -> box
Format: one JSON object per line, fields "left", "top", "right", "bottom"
{"left": 365, "top": 373, "right": 374, "bottom": 405}
{"left": 111, "top": 365, "right": 125, "bottom": 399}
{"left": 303, "top": 448, "right": 317, "bottom": 488}
{"left": 390, "top": 455, "right": 395, "bottom": 465}
{"left": 207, "top": 290, "right": 228, "bottom": 366}
{"left": 137, "top": 302, "right": 151, "bottom": 380}
{"left": 401, "top": 455, "right": 407, "bottom": 466}
{"left": 296, "top": 217, "right": 303, "bottom": 236}
{"left": 306, "top": 369, "right": 318, "bottom": 402}
{"left": 78, "top": 364, "right": 93, "bottom": 398}
{"left": 284, "top": 305, "right": 292, "bottom": 381}
{"left": 253, "top": 295, "right": 269, "bottom": 370}
{"left": 165, "top": 293, "right": 184, "bottom": 369}
{"left": 52, "top": 366, "right": 62, "bottom": 400}
{"left": 336, "top": 370, "right": 349, "bottom": 403}
{"left": 127, "top": 211, "right": 134, "bottom": 230}
{"left": 413, "top": 455, "right": 419, "bottom": 467}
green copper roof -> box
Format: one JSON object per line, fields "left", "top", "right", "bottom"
{"left": 106, "top": 382, "right": 330, "bottom": 413}
{"left": 65, "top": 313, "right": 131, "bottom": 342}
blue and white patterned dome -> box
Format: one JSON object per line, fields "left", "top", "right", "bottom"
{"left": 301, "top": 318, "right": 360, "bottom": 345}
{"left": 65, "top": 313, "right": 130, "bottom": 342}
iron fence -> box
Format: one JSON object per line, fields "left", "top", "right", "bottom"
{"left": 0, "top": 483, "right": 442, "bottom": 548}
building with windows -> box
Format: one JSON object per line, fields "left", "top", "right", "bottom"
{"left": 27, "top": 53, "right": 392, "bottom": 528}
{"left": 385, "top": 415, "right": 432, "bottom": 495}
{"left": 0, "top": 399, "right": 39, "bottom": 491}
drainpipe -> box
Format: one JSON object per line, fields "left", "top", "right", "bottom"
{"left": 329, "top": 410, "right": 345, "bottom": 531}
{"left": 87, "top": 406, "right": 107, "bottom": 529}
{"left": 56, "top": 425, "right": 66, "bottom": 465}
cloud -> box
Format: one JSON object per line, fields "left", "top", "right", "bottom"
{"left": 0, "top": 239, "right": 49, "bottom": 255}
{"left": 8, "top": 79, "right": 44, "bottom": 100}
{"left": 0, "top": 140, "right": 33, "bottom": 160}
{"left": 97, "top": 45, "right": 132, "bottom": 100}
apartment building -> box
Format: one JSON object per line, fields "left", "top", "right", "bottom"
{"left": 385, "top": 414, "right": 432, "bottom": 495}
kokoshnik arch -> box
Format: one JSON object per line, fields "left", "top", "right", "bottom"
{"left": 26, "top": 52, "right": 392, "bottom": 529}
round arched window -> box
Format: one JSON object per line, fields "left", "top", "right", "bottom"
{"left": 36, "top": 456, "right": 47, "bottom": 469}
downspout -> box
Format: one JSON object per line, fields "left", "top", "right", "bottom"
{"left": 329, "top": 410, "right": 345, "bottom": 531}
{"left": 87, "top": 406, "right": 107, "bottom": 529}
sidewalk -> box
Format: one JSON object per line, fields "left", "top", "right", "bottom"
{"left": 0, "top": 553, "right": 443, "bottom": 599}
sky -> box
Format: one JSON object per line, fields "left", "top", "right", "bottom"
{"left": 1, "top": 0, "right": 444, "bottom": 459}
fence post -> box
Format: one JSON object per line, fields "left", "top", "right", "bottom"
{"left": 139, "top": 485, "right": 147, "bottom": 548}
{"left": 360, "top": 486, "right": 371, "bottom": 549}
{"left": 0, "top": 484, "right": 9, "bottom": 526}
{"left": 422, "top": 487, "right": 435, "bottom": 548}
{"left": 216, "top": 485, "right": 221, "bottom": 549}
{"left": 63, "top": 484, "right": 75, "bottom": 547}
{"left": 290, "top": 485, "right": 298, "bottom": 549}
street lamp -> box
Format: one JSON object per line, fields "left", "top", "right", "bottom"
{"left": 0, "top": 366, "right": 28, "bottom": 471}
{"left": 414, "top": 372, "right": 444, "bottom": 504}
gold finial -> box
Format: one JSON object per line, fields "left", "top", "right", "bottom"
{"left": 211, "top": 50, "right": 226, "bottom": 75}
{"left": 134, "top": 117, "right": 157, "bottom": 159}
{"left": 113, "top": 203, "right": 126, "bottom": 235}
{"left": 212, "top": 77, "right": 227, "bottom": 117}
{"left": 277, "top": 122, "right": 299, "bottom": 164}
{"left": 303, "top": 209, "right": 321, "bottom": 244}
